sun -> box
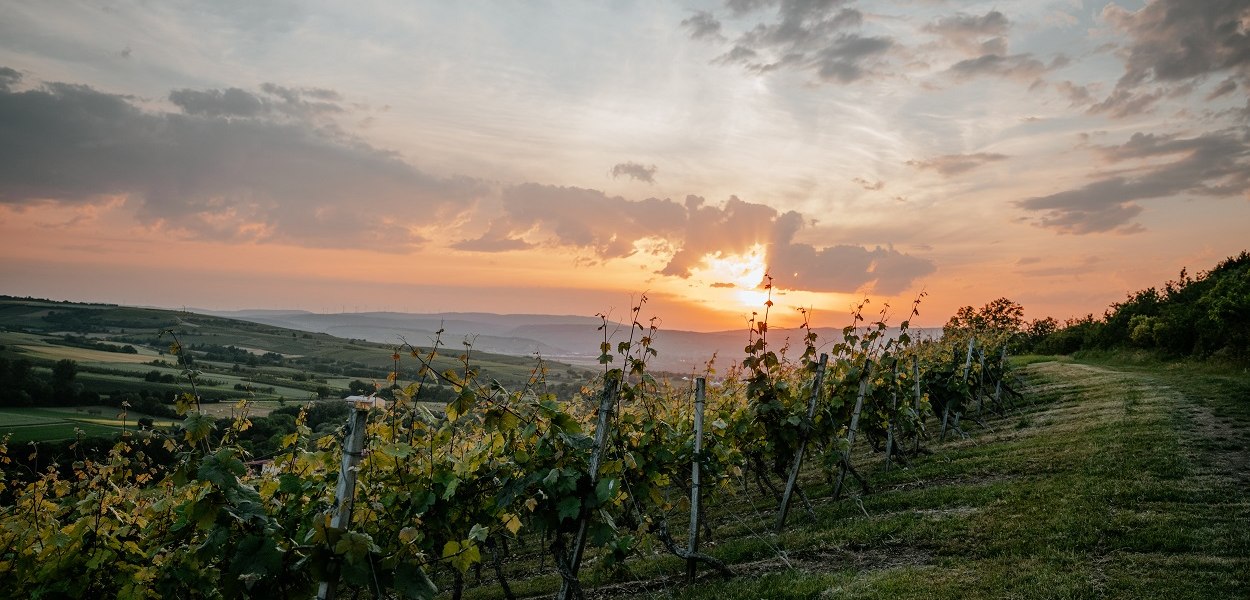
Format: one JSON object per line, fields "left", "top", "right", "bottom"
{"left": 700, "top": 244, "right": 768, "bottom": 289}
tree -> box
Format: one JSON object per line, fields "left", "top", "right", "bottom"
{"left": 52, "top": 359, "right": 78, "bottom": 387}
{"left": 943, "top": 298, "right": 1025, "bottom": 338}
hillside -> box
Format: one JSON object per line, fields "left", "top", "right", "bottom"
{"left": 0, "top": 296, "right": 593, "bottom": 415}
{"left": 203, "top": 308, "right": 939, "bottom": 373}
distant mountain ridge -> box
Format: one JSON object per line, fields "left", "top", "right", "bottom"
{"left": 200, "top": 309, "right": 938, "bottom": 373}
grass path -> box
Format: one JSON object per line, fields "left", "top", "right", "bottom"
{"left": 460, "top": 360, "right": 1249, "bottom": 600}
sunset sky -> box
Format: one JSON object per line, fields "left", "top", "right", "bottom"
{"left": 1, "top": 0, "right": 1248, "bottom": 332}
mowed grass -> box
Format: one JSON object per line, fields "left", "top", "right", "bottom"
{"left": 457, "top": 360, "right": 1249, "bottom": 600}
{"left": 0, "top": 407, "right": 177, "bottom": 443}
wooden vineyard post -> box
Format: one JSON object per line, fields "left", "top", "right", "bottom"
{"left": 775, "top": 353, "right": 828, "bottom": 534}
{"left": 316, "top": 397, "right": 376, "bottom": 600}
{"left": 993, "top": 346, "right": 1008, "bottom": 410}
{"left": 687, "top": 377, "right": 706, "bottom": 582}
{"left": 941, "top": 338, "right": 975, "bottom": 442}
{"left": 955, "top": 338, "right": 976, "bottom": 433}
{"left": 884, "top": 358, "right": 900, "bottom": 471}
{"left": 833, "top": 360, "right": 873, "bottom": 499}
{"left": 912, "top": 355, "right": 922, "bottom": 454}
{"left": 558, "top": 381, "right": 620, "bottom": 600}
{"left": 976, "top": 348, "right": 987, "bottom": 414}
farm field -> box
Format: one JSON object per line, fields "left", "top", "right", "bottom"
{"left": 450, "top": 359, "right": 1249, "bottom": 599}
{"left": 0, "top": 406, "right": 177, "bottom": 443}
{"left": 0, "top": 297, "right": 595, "bottom": 443}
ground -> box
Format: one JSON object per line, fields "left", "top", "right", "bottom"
{"left": 454, "top": 359, "right": 1249, "bottom": 599}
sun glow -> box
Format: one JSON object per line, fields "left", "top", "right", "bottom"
{"left": 699, "top": 244, "right": 768, "bottom": 289}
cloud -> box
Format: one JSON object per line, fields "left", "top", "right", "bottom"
{"left": 681, "top": 11, "right": 724, "bottom": 41}
{"left": 1055, "top": 80, "right": 1094, "bottom": 106}
{"left": 169, "top": 83, "right": 345, "bottom": 121}
{"left": 1104, "top": 0, "right": 1250, "bottom": 86}
{"left": 946, "top": 53, "right": 1050, "bottom": 81}
{"left": 610, "top": 162, "right": 658, "bottom": 183}
{"left": 1207, "top": 77, "right": 1238, "bottom": 100}
{"left": 924, "top": 10, "right": 1011, "bottom": 56}
{"left": 852, "top": 177, "right": 884, "bottom": 190}
{"left": 692, "top": 0, "right": 893, "bottom": 84}
{"left": 463, "top": 186, "right": 933, "bottom": 294}
{"left": 452, "top": 225, "right": 536, "bottom": 252}
{"left": 464, "top": 184, "right": 686, "bottom": 259}
{"left": 810, "top": 34, "right": 893, "bottom": 83}
{"left": 1093, "top": 0, "right": 1250, "bottom": 117}
{"left": 0, "top": 73, "right": 486, "bottom": 248}
{"left": 1087, "top": 86, "right": 1164, "bottom": 118}
{"left": 1017, "top": 129, "right": 1250, "bottom": 233}
{"left": 169, "top": 87, "right": 267, "bottom": 118}
{"left": 0, "top": 67, "right": 21, "bottom": 92}
{"left": 907, "top": 153, "right": 1008, "bottom": 176}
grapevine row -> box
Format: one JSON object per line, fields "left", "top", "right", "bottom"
{"left": 0, "top": 293, "right": 1021, "bottom": 600}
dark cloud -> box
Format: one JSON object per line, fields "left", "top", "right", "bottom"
{"left": 463, "top": 187, "right": 933, "bottom": 294}
{"left": 0, "top": 66, "right": 20, "bottom": 92}
{"left": 1087, "top": 87, "right": 1164, "bottom": 118}
{"left": 811, "top": 34, "right": 892, "bottom": 82}
{"left": 725, "top": 0, "right": 772, "bottom": 16}
{"left": 767, "top": 236, "right": 936, "bottom": 295}
{"left": 1017, "top": 129, "right": 1250, "bottom": 233}
{"left": 681, "top": 11, "right": 724, "bottom": 41}
{"left": 169, "top": 87, "right": 267, "bottom": 117}
{"left": 924, "top": 10, "right": 1010, "bottom": 56}
{"left": 1104, "top": 0, "right": 1250, "bottom": 86}
{"left": 946, "top": 53, "right": 1049, "bottom": 81}
{"left": 452, "top": 225, "right": 536, "bottom": 252}
{"left": 469, "top": 184, "right": 686, "bottom": 259}
{"left": 1096, "top": 0, "right": 1250, "bottom": 117}
{"left": 610, "top": 162, "right": 658, "bottom": 183}
{"left": 168, "top": 83, "right": 346, "bottom": 121}
{"left": 692, "top": 0, "right": 892, "bottom": 84}
{"left": 0, "top": 75, "right": 486, "bottom": 248}
{"left": 907, "top": 153, "right": 1008, "bottom": 176}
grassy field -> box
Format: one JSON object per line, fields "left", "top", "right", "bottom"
{"left": 0, "top": 406, "right": 178, "bottom": 443}
{"left": 453, "top": 359, "right": 1248, "bottom": 599}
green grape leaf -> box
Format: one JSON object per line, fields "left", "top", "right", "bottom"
{"left": 182, "top": 412, "right": 216, "bottom": 444}
{"left": 595, "top": 477, "right": 619, "bottom": 505}
{"left": 395, "top": 565, "right": 439, "bottom": 599}
{"left": 447, "top": 388, "right": 476, "bottom": 421}
{"left": 334, "top": 531, "right": 378, "bottom": 564}
{"left": 198, "top": 448, "right": 245, "bottom": 488}
{"left": 557, "top": 496, "right": 582, "bottom": 521}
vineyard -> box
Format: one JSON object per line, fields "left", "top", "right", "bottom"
{"left": 2, "top": 291, "right": 1246, "bottom": 599}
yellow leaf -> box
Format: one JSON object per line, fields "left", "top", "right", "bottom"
{"left": 399, "top": 527, "right": 419, "bottom": 544}
{"left": 502, "top": 512, "right": 522, "bottom": 535}
{"left": 259, "top": 479, "right": 279, "bottom": 498}
{"left": 525, "top": 498, "right": 538, "bottom": 512}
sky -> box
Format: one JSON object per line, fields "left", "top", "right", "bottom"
{"left": 1, "top": 0, "right": 1248, "bottom": 332}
